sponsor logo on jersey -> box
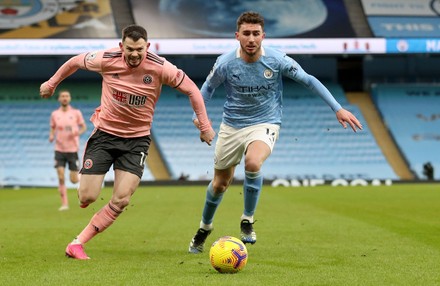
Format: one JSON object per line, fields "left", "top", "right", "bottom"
{"left": 236, "top": 83, "right": 275, "bottom": 95}
{"left": 112, "top": 90, "right": 147, "bottom": 107}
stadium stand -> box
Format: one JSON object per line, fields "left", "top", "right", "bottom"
{"left": 371, "top": 84, "right": 440, "bottom": 180}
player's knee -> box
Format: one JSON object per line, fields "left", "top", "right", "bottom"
{"left": 77, "top": 187, "right": 99, "bottom": 205}
{"left": 70, "top": 171, "right": 80, "bottom": 183}
{"left": 110, "top": 197, "right": 130, "bottom": 210}
{"left": 212, "top": 180, "right": 229, "bottom": 194}
{"left": 78, "top": 194, "right": 97, "bottom": 205}
{"left": 71, "top": 176, "right": 79, "bottom": 184}
{"left": 244, "top": 159, "right": 262, "bottom": 173}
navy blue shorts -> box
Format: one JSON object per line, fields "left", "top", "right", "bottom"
{"left": 80, "top": 129, "right": 151, "bottom": 179}
{"left": 54, "top": 151, "right": 79, "bottom": 171}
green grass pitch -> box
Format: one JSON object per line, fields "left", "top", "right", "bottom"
{"left": 0, "top": 184, "right": 439, "bottom": 286}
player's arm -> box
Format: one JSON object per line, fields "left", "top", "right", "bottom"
{"left": 49, "top": 113, "right": 55, "bottom": 142}
{"left": 77, "top": 111, "right": 87, "bottom": 136}
{"left": 302, "top": 74, "right": 362, "bottom": 132}
{"left": 49, "top": 126, "right": 55, "bottom": 143}
{"left": 284, "top": 57, "right": 362, "bottom": 132}
{"left": 192, "top": 58, "right": 225, "bottom": 128}
{"left": 40, "top": 53, "right": 88, "bottom": 98}
{"left": 78, "top": 122, "right": 87, "bottom": 136}
{"left": 175, "top": 75, "right": 216, "bottom": 145}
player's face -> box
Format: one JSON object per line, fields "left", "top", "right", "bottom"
{"left": 58, "top": 92, "right": 71, "bottom": 107}
{"left": 120, "top": 37, "right": 149, "bottom": 68}
{"left": 236, "top": 23, "right": 265, "bottom": 59}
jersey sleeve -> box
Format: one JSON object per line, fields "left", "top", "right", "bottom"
{"left": 83, "top": 51, "right": 104, "bottom": 72}
{"left": 161, "top": 59, "right": 212, "bottom": 132}
{"left": 161, "top": 60, "right": 186, "bottom": 88}
{"left": 47, "top": 53, "right": 88, "bottom": 90}
{"left": 200, "top": 57, "right": 226, "bottom": 102}
{"left": 281, "top": 54, "right": 342, "bottom": 112}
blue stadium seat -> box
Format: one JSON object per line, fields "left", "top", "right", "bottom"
{"left": 372, "top": 84, "right": 440, "bottom": 179}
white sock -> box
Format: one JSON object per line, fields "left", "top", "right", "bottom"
{"left": 240, "top": 214, "right": 254, "bottom": 223}
{"left": 72, "top": 237, "right": 82, "bottom": 245}
{"left": 199, "top": 221, "right": 213, "bottom": 231}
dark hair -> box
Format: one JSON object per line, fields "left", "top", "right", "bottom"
{"left": 58, "top": 89, "right": 70, "bottom": 95}
{"left": 236, "top": 11, "right": 264, "bottom": 31}
{"left": 122, "top": 25, "right": 148, "bottom": 42}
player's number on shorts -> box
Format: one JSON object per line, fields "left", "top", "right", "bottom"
{"left": 140, "top": 152, "right": 147, "bottom": 167}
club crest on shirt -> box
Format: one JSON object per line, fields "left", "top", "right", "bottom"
{"left": 143, "top": 75, "right": 153, "bottom": 84}
{"left": 86, "top": 52, "right": 97, "bottom": 62}
{"left": 83, "top": 159, "right": 93, "bottom": 169}
{"left": 263, "top": 69, "right": 273, "bottom": 79}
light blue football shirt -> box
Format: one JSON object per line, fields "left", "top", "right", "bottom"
{"left": 199, "top": 46, "right": 342, "bottom": 129}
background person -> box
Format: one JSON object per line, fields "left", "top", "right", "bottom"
{"left": 49, "top": 90, "right": 87, "bottom": 211}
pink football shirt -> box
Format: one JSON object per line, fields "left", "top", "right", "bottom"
{"left": 46, "top": 48, "right": 211, "bottom": 138}
{"left": 84, "top": 49, "right": 193, "bottom": 138}
{"left": 50, "top": 106, "right": 85, "bottom": 152}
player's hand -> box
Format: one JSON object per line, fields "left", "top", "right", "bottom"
{"left": 40, "top": 81, "right": 54, "bottom": 99}
{"left": 336, "top": 108, "right": 363, "bottom": 132}
{"left": 200, "top": 128, "right": 216, "bottom": 146}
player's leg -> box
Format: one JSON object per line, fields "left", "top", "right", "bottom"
{"left": 56, "top": 166, "right": 69, "bottom": 210}
{"left": 241, "top": 140, "right": 270, "bottom": 244}
{"left": 54, "top": 151, "right": 69, "bottom": 210}
{"left": 68, "top": 152, "right": 80, "bottom": 184}
{"left": 240, "top": 124, "right": 279, "bottom": 244}
{"left": 203, "top": 167, "right": 235, "bottom": 227}
{"left": 75, "top": 170, "right": 139, "bottom": 245}
{"left": 65, "top": 173, "right": 105, "bottom": 259}
{"left": 77, "top": 174, "right": 106, "bottom": 208}
{"left": 66, "top": 130, "right": 117, "bottom": 259}
{"left": 189, "top": 167, "right": 235, "bottom": 253}
{"left": 189, "top": 123, "right": 242, "bottom": 253}
{"left": 66, "top": 131, "right": 149, "bottom": 259}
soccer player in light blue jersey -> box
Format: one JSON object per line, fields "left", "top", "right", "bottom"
{"left": 189, "top": 11, "right": 362, "bottom": 253}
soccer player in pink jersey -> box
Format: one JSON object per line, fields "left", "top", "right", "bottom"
{"left": 49, "top": 89, "right": 87, "bottom": 211}
{"left": 40, "top": 25, "right": 216, "bottom": 260}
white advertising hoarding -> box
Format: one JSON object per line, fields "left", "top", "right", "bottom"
{"left": 0, "top": 38, "right": 386, "bottom": 55}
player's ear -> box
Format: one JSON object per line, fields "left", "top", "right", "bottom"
{"left": 119, "top": 42, "right": 123, "bottom": 50}
{"left": 235, "top": 32, "right": 239, "bottom": 40}
{"left": 146, "top": 42, "right": 151, "bottom": 50}
{"left": 262, "top": 32, "right": 266, "bottom": 39}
